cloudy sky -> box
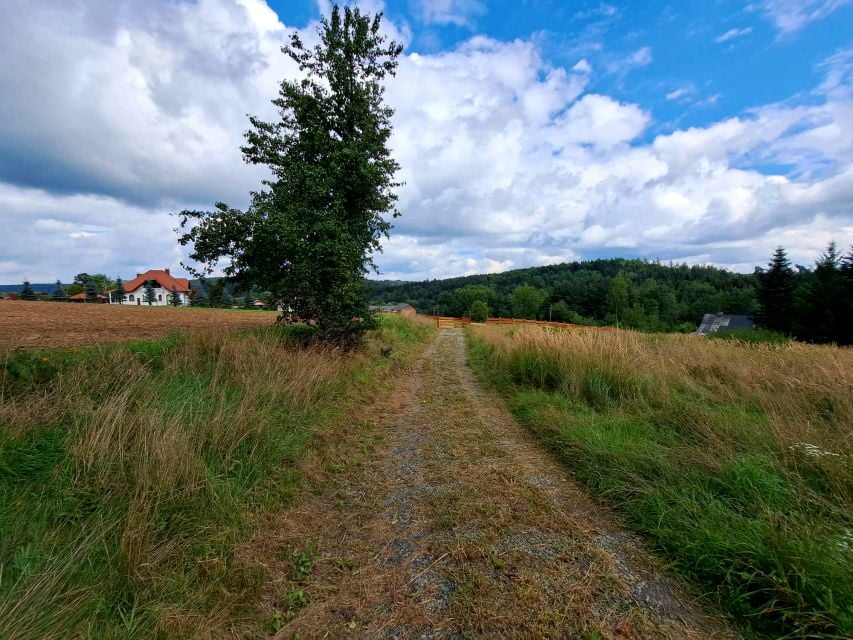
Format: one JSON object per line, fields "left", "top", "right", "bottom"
{"left": 1, "top": 0, "right": 852, "bottom": 283}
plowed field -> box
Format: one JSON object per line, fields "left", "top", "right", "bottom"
{"left": 0, "top": 300, "right": 278, "bottom": 349}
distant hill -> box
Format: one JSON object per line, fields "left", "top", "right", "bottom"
{"left": 0, "top": 283, "right": 55, "bottom": 294}
{"left": 367, "top": 258, "right": 759, "bottom": 332}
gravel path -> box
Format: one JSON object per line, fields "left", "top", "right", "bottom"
{"left": 264, "top": 329, "right": 736, "bottom": 639}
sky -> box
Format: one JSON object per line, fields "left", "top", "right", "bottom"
{"left": 0, "top": 0, "right": 851, "bottom": 283}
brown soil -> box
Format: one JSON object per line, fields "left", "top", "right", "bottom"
{"left": 247, "top": 329, "right": 737, "bottom": 639}
{"left": 0, "top": 300, "right": 278, "bottom": 349}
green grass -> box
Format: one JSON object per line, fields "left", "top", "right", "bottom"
{"left": 0, "top": 315, "right": 431, "bottom": 638}
{"left": 467, "top": 329, "right": 853, "bottom": 639}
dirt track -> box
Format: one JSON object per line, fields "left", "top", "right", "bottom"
{"left": 253, "top": 329, "right": 736, "bottom": 639}
{"left": 0, "top": 300, "right": 278, "bottom": 349}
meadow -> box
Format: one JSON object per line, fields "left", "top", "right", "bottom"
{"left": 468, "top": 325, "right": 852, "bottom": 639}
{"left": 0, "top": 315, "right": 431, "bottom": 638}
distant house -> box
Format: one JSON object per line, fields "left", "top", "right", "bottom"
{"left": 695, "top": 313, "right": 754, "bottom": 335}
{"left": 69, "top": 292, "right": 109, "bottom": 303}
{"left": 110, "top": 269, "right": 191, "bottom": 306}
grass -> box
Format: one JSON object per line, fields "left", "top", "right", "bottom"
{"left": 0, "top": 314, "right": 431, "bottom": 639}
{"left": 467, "top": 325, "right": 853, "bottom": 639}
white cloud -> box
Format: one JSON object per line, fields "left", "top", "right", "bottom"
{"left": 627, "top": 46, "right": 653, "bottom": 67}
{"left": 0, "top": 0, "right": 851, "bottom": 285}
{"left": 666, "top": 85, "right": 697, "bottom": 101}
{"left": 416, "top": 0, "right": 485, "bottom": 27}
{"left": 754, "top": 0, "right": 851, "bottom": 33}
{"left": 714, "top": 27, "right": 754, "bottom": 43}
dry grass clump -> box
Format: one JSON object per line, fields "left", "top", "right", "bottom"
{"left": 469, "top": 324, "right": 853, "bottom": 638}
{"left": 0, "top": 316, "right": 427, "bottom": 638}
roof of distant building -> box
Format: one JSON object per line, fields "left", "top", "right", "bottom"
{"left": 695, "top": 313, "right": 754, "bottom": 335}
{"left": 118, "top": 269, "right": 191, "bottom": 294}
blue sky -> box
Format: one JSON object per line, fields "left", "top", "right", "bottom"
{"left": 0, "top": 0, "right": 851, "bottom": 282}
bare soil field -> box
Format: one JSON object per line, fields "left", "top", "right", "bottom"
{"left": 0, "top": 300, "right": 278, "bottom": 349}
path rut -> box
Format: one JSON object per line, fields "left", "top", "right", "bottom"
{"left": 261, "top": 329, "right": 735, "bottom": 639}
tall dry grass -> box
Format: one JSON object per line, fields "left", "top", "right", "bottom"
{"left": 469, "top": 324, "right": 853, "bottom": 638}
{"left": 0, "top": 316, "right": 429, "bottom": 638}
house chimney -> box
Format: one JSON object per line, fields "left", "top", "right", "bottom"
{"left": 136, "top": 273, "right": 141, "bottom": 278}
{"left": 164, "top": 268, "right": 170, "bottom": 274}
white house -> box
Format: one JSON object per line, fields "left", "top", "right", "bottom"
{"left": 110, "top": 268, "right": 192, "bottom": 306}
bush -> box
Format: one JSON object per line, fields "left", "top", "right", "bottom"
{"left": 469, "top": 300, "right": 489, "bottom": 323}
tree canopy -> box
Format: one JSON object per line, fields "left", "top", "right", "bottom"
{"left": 178, "top": 4, "right": 402, "bottom": 339}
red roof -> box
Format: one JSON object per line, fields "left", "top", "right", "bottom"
{"left": 69, "top": 292, "right": 108, "bottom": 300}
{"left": 121, "top": 269, "right": 191, "bottom": 293}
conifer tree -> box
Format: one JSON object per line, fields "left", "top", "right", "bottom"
{"left": 144, "top": 280, "right": 157, "bottom": 305}
{"left": 171, "top": 285, "right": 182, "bottom": 306}
{"left": 84, "top": 278, "right": 98, "bottom": 303}
{"left": 20, "top": 280, "right": 36, "bottom": 301}
{"left": 756, "top": 247, "right": 796, "bottom": 334}
{"left": 51, "top": 280, "right": 67, "bottom": 301}
{"left": 802, "top": 242, "right": 847, "bottom": 344}
{"left": 114, "top": 278, "right": 126, "bottom": 304}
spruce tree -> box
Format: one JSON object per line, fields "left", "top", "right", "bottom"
{"left": 177, "top": 4, "right": 402, "bottom": 340}
{"left": 144, "top": 280, "right": 157, "bottom": 305}
{"left": 802, "top": 242, "right": 847, "bottom": 344}
{"left": 84, "top": 278, "right": 98, "bottom": 303}
{"left": 171, "top": 285, "right": 182, "bottom": 306}
{"left": 51, "top": 280, "right": 67, "bottom": 301}
{"left": 756, "top": 247, "right": 796, "bottom": 334}
{"left": 114, "top": 278, "right": 126, "bottom": 304}
{"left": 20, "top": 280, "right": 36, "bottom": 301}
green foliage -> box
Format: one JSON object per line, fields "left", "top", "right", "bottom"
{"left": 142, "top": 280, "right": 156, "bottom": 305}
{"left": 50, "top": 280, "right": 66, "bottom": 302}
{"left": 19, "top": 280, "right": 36, "bottom": 301}
{"left": 84, "top": 278, "right": 98, "bottom": 303}
{"left": 468, "top": 333, "right": 853, "bottom": 638}
{"left": 114, "top": 277, "right": 125, "bottom": 304}
{"left": 367, "top": 257, "right": 759, "bottom": 332}
{"left": 511, "top": 285, "right": 547, "bottom": 319}
{"left": 74, "top": 273, "right": 114, "bottom": 294}
{"left": 0, "top": 316, "right": 430, "bottom": 636}
{"left": 605, "top": 272, "right": 629, "bottom": 324}
{"left": 756, "top": 246, "right": 796, "bottom": 334}
{"left": 178, "top": 5, "right": 402, "bottom": 340}
{"left": 707, "top": 328, "right": 790, "bottom": 344}
{"left": 170, "top": 285, "right": 182, "bottom": 307}
{"left": 469, "top": 300, "right": 489, "bottom": 322}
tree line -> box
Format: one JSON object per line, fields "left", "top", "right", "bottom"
{"left": 369, "top": 246, "right": 853, "bottom": 344}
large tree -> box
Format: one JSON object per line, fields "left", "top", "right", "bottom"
{"left": 20, "top": 280, "right": 36, "bottom": 301}
{"left": 178, "top": 5, "right": 402, "bottom": 339}
{"left": 756, "top": 246, "right": 796, "bottom": 334}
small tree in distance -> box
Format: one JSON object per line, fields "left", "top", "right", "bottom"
{"left": 470, "top": 300, "right": 489, "bottom": 323}
{"left": 144, "top": 280, "right": 157, "bottom": 305}
{"left": 20, "top": 280, "right": 36, "bottom": 301}
{"left": 51, "top": 280, "right": 67, "bottom": 301}
{"left": 171, "top": 285, "right": 182, "bottom": 306}
{"left": 84, "top": 278, "right": 98, "bottom": 303}
{"left": 114, "top": 278, "right": 126, "bottom": 304}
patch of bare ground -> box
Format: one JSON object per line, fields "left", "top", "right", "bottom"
{"left": 246, "top": 330, "right": 737, "bottom": 639}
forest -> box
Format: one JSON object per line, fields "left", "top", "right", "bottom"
{"left": 368, "top": 245, "right": 853, "bottom": 344}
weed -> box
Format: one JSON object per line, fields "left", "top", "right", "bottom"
{"left": 468, "top": 324, "right": 853, "bottom": 639}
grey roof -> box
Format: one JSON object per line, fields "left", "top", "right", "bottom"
{"left": 695, "top": 313, "right": 754, "bottom": 335}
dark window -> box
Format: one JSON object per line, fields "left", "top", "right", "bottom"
{"left": 129, "top": 294, "right": 134, "bottom": 301}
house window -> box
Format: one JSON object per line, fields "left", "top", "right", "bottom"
{"left": 129, "top": 294, "right": 134, "bottom": 301}
{"left": 158, "top": 294, "right": 162, "bottom": 301}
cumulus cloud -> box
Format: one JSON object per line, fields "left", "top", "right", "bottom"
{"left": 0, "top": 0, "right": 851, "bottom": 284}
{"left": 754, "top": 0, "right": 851, "bottom": 33}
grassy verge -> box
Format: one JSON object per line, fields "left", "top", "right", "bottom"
{"left": 467, "top": 325, "right": 852, "bottom": 639}
{"left": 0, "top": 315, "right": 432, "bottom": 639}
